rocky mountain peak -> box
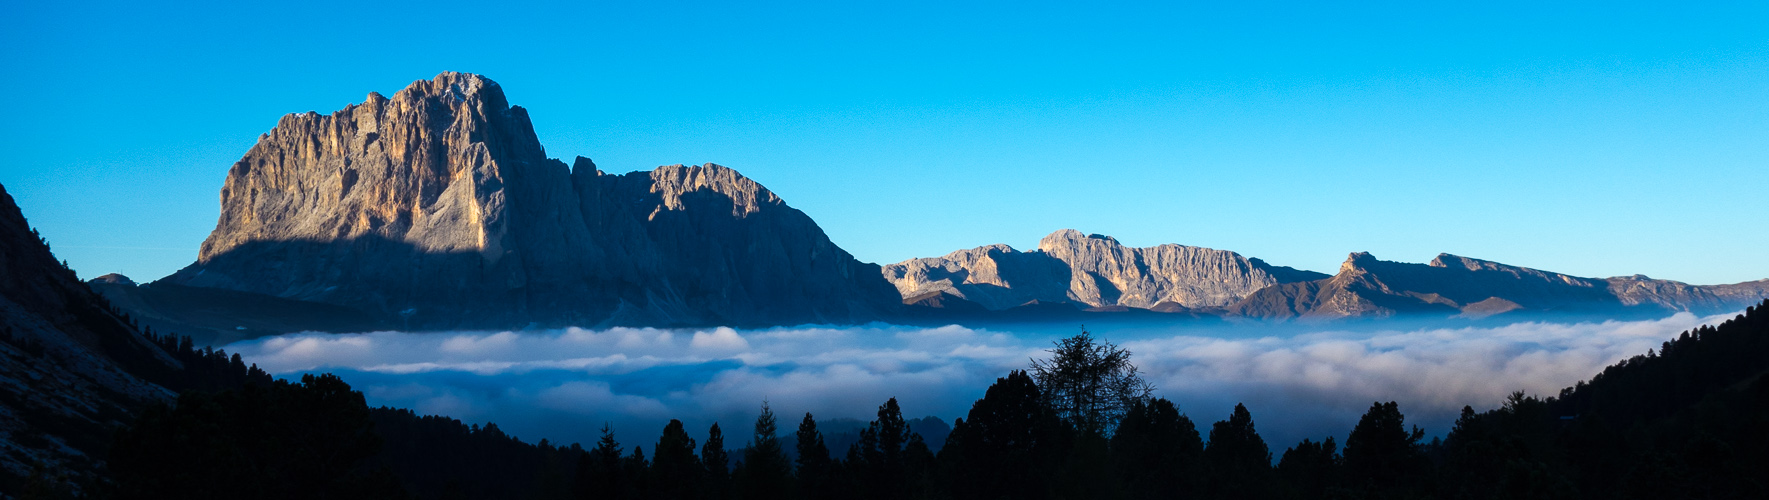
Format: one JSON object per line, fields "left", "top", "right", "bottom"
{"left": 1429, "top": 253, "right": 1503, "bottom": 271}
{"left": 645, "top": 163, "right": 782, "bottom": 218}
{"left": 163, "top": 73, "right": 898, "bottom": 328}
{"left": 397, "top": 71, "right": 508, "bottom": 108}
{"left": 1037, "top": 229, "right": 1119, "bottom": 250}
{"left": 1340, "top": 251, "right": 1378, "bottom": 273}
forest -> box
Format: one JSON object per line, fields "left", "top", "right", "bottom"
{"left": 43, "top": 300, "right": 1769, "bottom": 499}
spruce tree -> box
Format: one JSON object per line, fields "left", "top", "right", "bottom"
{"left": 578, "top": 424, "right": 628, "bottom": 500}
{"left": 651, "top": 419, "right": 703, "bottom": 500}
{"left": 1202, "top": 403, "right": 1274, "bottom": 499}
{"left": 623, "top": 446, "right": 649, "bottom": 499}
{"left": 942, "top": 370, "right": 1068, "bottom": 499}
{"left": 795, "top": 412, "right": 834, "bottom": 500}
{"left": 701, "top": 423, "right": 731, "bottom": 500}
{"left": 741, "top": 402, "right": 792, "bottom": 499}
{"left": 1343, "top": 401, "right": 1426, "bottom": 497}
{"left": 1276, "top": 437, "right": 1341, "bottom": 498}
{"left": 1111, "top": 397, "right": 1204, "bottom": 499}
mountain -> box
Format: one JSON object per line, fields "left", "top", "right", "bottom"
{"left": 89, "top": 275, "right": 387, "bottom": 346}
{"left": 0, "top": 184, "right": 180, "bottom": 488}
{"left": 883, "top": 229, "right": 1328, "bottom": 311}
{"left": 115, "top": 71, "right": 1769, "bottom": 328}
{"left": 158, "top": 72, "right": 899, "bottom": 329}
{"left": 1226, "top": 251, "right": 1769, "bottom": 319}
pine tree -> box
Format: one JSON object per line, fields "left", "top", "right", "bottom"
{"left": 578, "top": 424, "right": 629, "bottom": 500}
{"left": 1203, "top": 403, "right": 1274, "bottom": 499}
{"left": 702, "top": 423, "right": 731, "bottom": 500}
{"left": 741, "top": 402, "right": 792, "bottom": 499}
{"left": 1343, "top": 401, "right": 1426, "bottom": 497}
{"left": 651, "top": 419, "right": 703, "bottom": 500}
{"left": 846, "top": 397, "right": 930, "bottom": 500}
{"left": 623, "top": 446, "right": 650, "bottom": 499}
{"left": 1111, "top": 397, "right": 1204, "bottom": 499}
{"left": 1276, "top": 437, "right": 1340, "bottom": 498}
{"left": 942, "top": 370, "right": 1069, "bottom": 499}
{"left": 795, "top": 412, "right": 834, "bottom": 500}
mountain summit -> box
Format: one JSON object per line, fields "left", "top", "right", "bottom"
{"left": 161, "top": 72, "right": 898, "bottom": 329}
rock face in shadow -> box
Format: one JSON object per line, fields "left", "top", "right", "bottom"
{"left": 0, "top": 183, "right": 178, "bottom": 485}
{"left": 162, "top": 72, "right": 898, "bottom": 329}
{"left": 89, "top": 277, "right": 388, "bottom": 346}
{"left": 1226, "top": 252, "right": 1769, "bottom": 319}
{"left": 883, "top": 229, "right": 1327, "bottom": 310}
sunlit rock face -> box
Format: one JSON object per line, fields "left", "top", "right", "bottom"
{"left": 888, "top": 232, "right": 1769, "bottom": 320}
{"left": 165, "top": 72, "right": 899, "bottom": 329}
{"left": 883, "top": 229, "right": 1326, "bottom": 311}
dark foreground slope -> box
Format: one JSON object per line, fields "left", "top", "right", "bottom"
{"left": 1439, "top": 300, "right": 1769, "bottom": 498}
{"left": 0, "top": 184, "right": 182, "bottom": 489}
{"left": 158, "top": 72, "right": 899, "bottom": 330}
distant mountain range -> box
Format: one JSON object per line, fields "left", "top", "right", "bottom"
{"left": 83, "top": 72, "right": 1769, "bottom": 335}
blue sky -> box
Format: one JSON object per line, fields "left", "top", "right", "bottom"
{"left": 3, "top": 1, "right": 1765, "bottom": 284}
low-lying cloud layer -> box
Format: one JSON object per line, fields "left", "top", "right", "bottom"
{"left": 227, "top": 313, "right": 1732, "bottom": 452}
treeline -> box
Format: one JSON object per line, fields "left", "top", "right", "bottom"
{"left": 93, "top": 301, "right": 1769, "bottom": 499}
{"left": 139, "top": 328, "right": 274, "bottom": 393}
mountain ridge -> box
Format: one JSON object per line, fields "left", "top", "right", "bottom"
{"left": 882, "top": 229, "right": 1328, "bottom": 311}
{"left": 1220, "top": 251, "right": 1769, "bottom": 320}
{"left": 96, "top": 71, "right": 1769, "bottom": 329}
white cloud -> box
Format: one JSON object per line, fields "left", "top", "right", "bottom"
{"left": 689, "top": 327, "right": 750, "bottom": 352}
{"left": 226, "top": 312, "right": 1732, "bottom": 451}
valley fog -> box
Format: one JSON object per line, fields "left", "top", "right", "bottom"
{"left": 225, "top": 313, "right": 1733, "bottom": 453}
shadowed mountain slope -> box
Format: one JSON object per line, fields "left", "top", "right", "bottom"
{"left": 88, "top": 278, "right": 387, "bottom": 346}
{"left": 0, "top": 184, "right": 181, "bottom": 487}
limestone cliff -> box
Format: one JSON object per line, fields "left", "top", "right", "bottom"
{"left": 883, "top": 229, "right": 1327, "bottom": 310}
{"left": 163, "top": 72, "right": 898, "bottom": 328}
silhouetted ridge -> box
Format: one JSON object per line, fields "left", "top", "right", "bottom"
{"left": 0, "top": 182, "right": 188, "bottom": 490}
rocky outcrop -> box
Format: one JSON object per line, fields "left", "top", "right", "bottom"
{"left": 883, "top": 229, "right": 1327, "bottom": 310}
{"left": 884, "top": 243, "right": 1072, "bottom": 310}
{"left": 0, "top": 183, "right": 179, "bottom": 486}
{"left": 1226, "top": 252, "right": 1769, "bottom": 319}
{"left": 162, "top": 72, "right": 898, "bottom": 328}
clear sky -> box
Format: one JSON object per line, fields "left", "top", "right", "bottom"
{"left": 3, "top": 1, "right": 1765, "bottom": 285}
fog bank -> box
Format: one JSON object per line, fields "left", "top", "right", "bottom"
{"left": 227, "top": 312, "right": 1731, "bottom": 452}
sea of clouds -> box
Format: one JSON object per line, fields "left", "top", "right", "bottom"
{"left": 225, "top": 312, "right": 1734, "bottom": 453}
